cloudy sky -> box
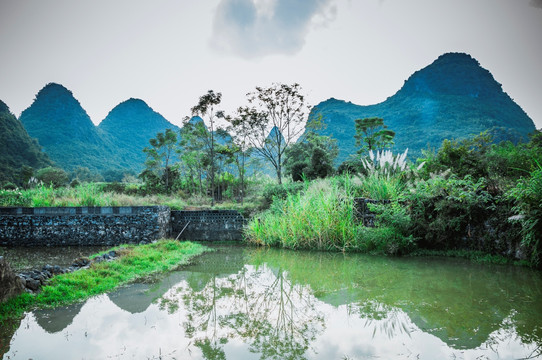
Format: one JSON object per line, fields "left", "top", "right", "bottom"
{"left": 0, "top": 0, "right": 541, "bottom": 129}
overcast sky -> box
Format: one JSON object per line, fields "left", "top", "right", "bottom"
{"left": 0, "top": 0, "right": 541, "bottom": 129}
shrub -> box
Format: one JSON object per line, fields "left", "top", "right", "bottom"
{"left": 355, "top": 202, "right": 416, "bottom": 255}
{"left": 507, "top": 165, "right": 542, "bottom": 266}
{"left": 36, "top": 167, "right": 69, "bottom": 188}
{"left": 261, "top": 181, "right": 306, "bottom": 209}
{"left": 406, "top": 175, "right": 496, "bottom": 250}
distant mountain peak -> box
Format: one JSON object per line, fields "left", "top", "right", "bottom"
{"left": 435, "top": 52, "right": 478, "bottom": 63}
{"left": 36, "top": 82, "right": 74, "bottom": 99}
{"left": 115, "top": 98, "right": 151, "bottom": 109}
{"left": 311, "top": 52, "right": 535, "bottom": 162}
{"left": 20, "top": 82, "right": 98, "bottom": 146}
{"left": 398, "top": 52, "right": 501, "bottom": 98}
{"left": 99, "top": 98, "right": 177, "bottom": 130}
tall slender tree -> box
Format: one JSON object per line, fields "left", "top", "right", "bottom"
{"left": 190, "top": 90, "right": 224, "bottom": 205}
{"left": 225, "top": 114, "right": 253, "bottom": 203}
{"left": 142, "top": 128, "right": 178, "bottom": 193}
{"left": 236, "top": 83, "right": 308, "bottom": 184}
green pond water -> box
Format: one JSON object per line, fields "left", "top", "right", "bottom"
{"left": 1, "top": 244, "right": 541, "bottom": 360}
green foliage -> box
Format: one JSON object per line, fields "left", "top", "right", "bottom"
{"left": 284, "top": 114, "right": 338, "bottom": 182}
{"left": 354, "top": 117, "right": 395, "bottom": 153}
{"left": 261, "top": 181, "right": 307, "bottom": 209}
{"left": 246, "top": 178, "right": 361, "bottom": 251}
{"left": 36, "top": 166, "right": 69, "bottom": 188}
{"left": 507, "top": 165, "right": 542, "bottom": 266}
{"left": 247, "top": 177, "right": 414, "bottom": 255}
{"left": 406, "top": 175, "right": 497, "bottom": 250}
{"left": 238, "top": 83, "right": 309, "bottom": 184}
{"left": 0, "top": 100, "right": 51, "bottom": 186}
{"left": 358, "top": 173, "right": 405, "bottom": 201}
{"left": 70, "top": 167, "right": 104, "bottom": 183}
{"left": 142, "top": 128, "right": 179, "bottom": 193}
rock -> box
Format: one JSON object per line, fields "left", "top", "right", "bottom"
{"left": 0, "top": 256, "right": 25, "bottom": 302}
{"left": 26, "top": 278, "right": 41, "bottom": 291}
{"left": 72, "top": 257, "right": 91, "bottom": 268}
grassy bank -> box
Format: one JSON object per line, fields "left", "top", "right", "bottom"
{"left": 0, "top": 183, "right": 188, "bottom": 209}
{"left": 0, "top": 240, "right": 208, "bottom": 324}
{"left": 0, "top": 182, "right": 263, "bottom": 216}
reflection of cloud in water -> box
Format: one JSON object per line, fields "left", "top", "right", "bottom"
{"left": 3, "top": 246, "right": 542, "bottom": 360}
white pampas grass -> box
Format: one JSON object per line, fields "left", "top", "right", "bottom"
{"left": 361, "top": 149, "right": 409, "bottom": 178}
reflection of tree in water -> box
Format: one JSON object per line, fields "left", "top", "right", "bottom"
{"left": 0, "top": 316, "right": 22, "bottom": 357}
{"left": 351, "top": 301, "right": 412, "bottom": 340}
{"left": 247, "top": 247, "right": 542, "bottom": 352}
{"left": 160, "top": 265, "right": 325, "bottom": 360}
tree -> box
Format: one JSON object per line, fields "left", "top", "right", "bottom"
{"left": 284, "top": 114, "right": 338, "bottom": 181}
{"left": 142, "top": 128, "right": 178, "bottom": 193}
{"left": 237, "top": 83, "right": 309, "bottom": 184}
{"left": 225, "top": 114, "right": 253, "bottom": 203}
{"left": 36, "top": 166, "right": 69, "bottom": 188}
{"left": 354, "top": 117, "right": 395, "bottom": 153}
{"left": 191, "top": 91, "right": 224, "bottom": 205}
{"left": 179, "top": 118, "right": 212, "bottom": 197}
{"left": 71, "top": 167, "right": 104, "bottom": 183}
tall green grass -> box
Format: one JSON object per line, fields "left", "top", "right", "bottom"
{"left": 357, "top": 173, "right": 405, "bottom": 200}
{"left": 245, "top": 176, "right": 415, "bottom": 254}
{"left": 0, "top": 183, "right": 192, "bottom": 209}
{"left": 246, "top": 177, "right": 360, "bottom": 251}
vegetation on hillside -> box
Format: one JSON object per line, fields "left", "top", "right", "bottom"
{"left": 0, "top": 100, "right": 51, "bottom": 186}
{"left": 98, "top": 98, "right": 180, "bottom": 172}
{"left": 18, "top": 83, "right": 178, "bottom": 175}
{"left": 309, "top": 53, "right": 536, "bottom": 164}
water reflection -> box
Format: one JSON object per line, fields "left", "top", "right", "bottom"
{"left": 2, "top": 245, "right": 541, "bottom": 359}
{"left": 0, "top": 246, "right": 108, "bottom": 272}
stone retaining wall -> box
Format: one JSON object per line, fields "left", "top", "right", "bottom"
{"left": 171, "top": 210, "right": 245, "bottom": 241}
{"left": 0, "top": 206, "right": 170, "bottom": 246}
{"left": 354, "top": 198, "right": 390, "bottom": 227}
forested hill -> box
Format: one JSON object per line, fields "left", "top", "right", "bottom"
{"left": 310, "top": 52, "right": 536, "bottom": 163}
{"left": 19, "top": 83, "right": 179, "bottom": 173}
{"left": 98, "top": 98, "right": 180, "bottom": 171}
{"left": 19, "top": 83, "right": 120, "bottom": 172}
{"left": 0, "top": 100, "right": 51, "bottom": 185}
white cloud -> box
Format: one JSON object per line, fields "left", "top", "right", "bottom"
{"left": 210, "top": 0, "right": 337, "bottom": 58}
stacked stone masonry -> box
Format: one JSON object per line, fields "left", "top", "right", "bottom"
{"left": 0, "top": 206, "right": 245, "bottom": 246}
{"left": 0, "top": 206, "right": 171, "bottom": 246}
{"left": 171, "top": 210, "right": 246, "bottom": 241}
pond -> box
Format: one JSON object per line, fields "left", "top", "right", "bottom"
{"left": 1, "top": 244, "right": 541, "bottom": 359}
{"left": 0, "top": 246, "right": 108, "bottom": 273}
